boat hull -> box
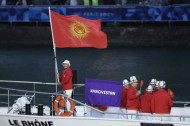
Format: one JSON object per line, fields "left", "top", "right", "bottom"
{"left": 0, "top": 114, "right": 190, "bottom": 126}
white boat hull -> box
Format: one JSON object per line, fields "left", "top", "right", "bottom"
{"left": 1, "top": 105, "right": 190, "bottom": 126}
{"left": 1, "top": 114, "right": 190, "bottom": 126}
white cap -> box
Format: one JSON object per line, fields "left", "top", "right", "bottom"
{"left": 150, "top": 79, "right": 157, "bottom": 85}
{"left": 130, "top": 76, "right": 138, "bottom": 83}
{"left": 159, "top": 81, "right": 166, "bottom": 88}
{"left": 146, "top": 85, "right": 153, "bottom": 92}
{"left": 156, "top": 81, "right": 160, "bottom": 87}
{"left": 62, "top": 60, "right": 71, "bottom": 66}
{"left": 123, "top": 79, "right": 130, "bottom": 86}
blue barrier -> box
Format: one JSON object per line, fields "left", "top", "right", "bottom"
{"left": 0, "top": 6, "right": 190, "bottom": 22}
{"left": 66, "top": 7, "right": 123, "bottom": 21}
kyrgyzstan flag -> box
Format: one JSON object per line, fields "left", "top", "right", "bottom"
{"left": 49, "top": 10, "right": 107, "bottom": 49}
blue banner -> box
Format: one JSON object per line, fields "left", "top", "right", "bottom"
{"left": 123, "top": 6, "right": 190, "bottom": 21}
{"left": 66, "top": 7, "right": 122, "bottom": 21}
{"left": 0, "top": 6, "right": 190, "bottom": 22}
{"left": 0, "top": 7, "right": 66, "bottom": 22}
{"left": 85, "top": 78, "right": 122, "bottom": 107}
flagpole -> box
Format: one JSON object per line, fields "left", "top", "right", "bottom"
{"left": 48, "top": 7, "right": 59, "bottom": 95}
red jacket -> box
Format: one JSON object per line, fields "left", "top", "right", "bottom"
{"left": 120, "top": 87, "right": 127, "bottom": 108}
{"left": 140, "top": 91, "right": 152, "bottom": 113}
{"left": 144, "top": 89, "right": 156, "bottom": 95}
{"left": 59, "top": 68, "right": 73, "bottom": 90}
{"left": 151, "top": 89, "right": 173, "bottom": 114}
{"left": 152, "top": 89, "right": 157, "bottom": 95}
{"left": 127, "top": 86, "right": 140, "bottom": 110}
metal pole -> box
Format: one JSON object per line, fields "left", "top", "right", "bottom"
{"left": 51, "top": 95, "right": 53, "bottom": 116}
{"left": 33, "top": 83, "right": 36, "bottom": 106}
{"left": 84, "top": 103, "right": 87, "bottom": 115}
{"left": 49, "top": 7, "right": 59, "bottom": 95}
{"left": 0, "top": 80, "right": 57, "bottom": 85}
{"left": 73, "top": 87, "right": 75, "bottom": 99}
{"left": 8, "top": 90, "right": 9, "bottom": 112}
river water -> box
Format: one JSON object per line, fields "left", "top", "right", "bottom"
{"left": 0, "top": 47, "right": 190, "bottom": 106}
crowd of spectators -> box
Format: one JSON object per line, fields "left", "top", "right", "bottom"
{"left": 0, "top": 0, "right": 190, "bottom": 6}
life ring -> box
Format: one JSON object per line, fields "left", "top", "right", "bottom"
{"left": 54, "top": 95, "right": 75, "bottom": 116}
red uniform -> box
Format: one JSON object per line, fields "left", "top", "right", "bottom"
{"left": 144, "top": 89, "right": 156, "bottom": 95}
{"left": 127, "top": 86, "right": 140, "bottom": 110}
{"left": 151, "top": 89, "right": 173, "bottom": 114}
{"left": 140, "top": 91, "right": 152, "bottom": 113}
{"left": 59, "top": 68, "right": 73, "bottom": 90}
{"left": 120, "top": 87, "right": 127, "bottom": 108}
{"left": 152, "top": 89, "right": 157, "bottom": 95}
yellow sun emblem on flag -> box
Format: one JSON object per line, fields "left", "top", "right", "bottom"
{"left": 70, "top": 22, "right": 89, "bottom": 39}
{"left": 170, "top": 92, "right": 173, "bottom": 95}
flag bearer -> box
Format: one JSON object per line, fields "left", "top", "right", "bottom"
{"left": 57, "top": 60, "right": 73, "bottom": 110}
{"left": 58, "top": 60, "right": 73, "bottom": 97}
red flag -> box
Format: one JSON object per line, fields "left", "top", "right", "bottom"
{"left": 49, "top": 10, "right": 107, "bottom": 49}
{"left": 140, "top": 80, "right": 144, "bottom": 88}
{"left": 168, "top": 89, "right": 175, "bottom": 98}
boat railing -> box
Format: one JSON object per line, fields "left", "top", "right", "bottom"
{"left": 0, "top": 80, "right": 85, "bottom": 106}
{"left": 0, "top": 86, "right": 103, "bottom": 114}
{"left": 0, "top": 80, "right": 190, "bottom": 121}
{"left": 0, "top": 80, "right": 101, "bottom": 115}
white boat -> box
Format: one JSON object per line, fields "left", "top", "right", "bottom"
{"left": 0, "top": 80, "right": 190, "bottom": 126}
{"left": 1, "top": 6, "right": 190, "bottom": 126}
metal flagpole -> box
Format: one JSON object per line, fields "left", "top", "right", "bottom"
{"left": 48, "top": 7, "right": 59, "bottom": 95}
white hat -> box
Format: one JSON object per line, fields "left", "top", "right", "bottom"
{"left": 163, "top": 81, "right": 166, "bottom": 88}
{"left": 146, "top": 85, "right": 153, "bottom": 92}
{"left": 62, "top": 60, "right": 71, "bottom": 66}
{"left": 130, "top": 76, "right": 138, "bottom": 83}
{"left": 156, "top": 81, "right": 160, "bottom": 87}
{"left": 123, "top": 79, "right": 130, "bottom": 86}
{"left": 150, "top": 79, "right": 157, "bottom": 85}
{"left": 159, "top": 81, "right": 166, "bottom": 88}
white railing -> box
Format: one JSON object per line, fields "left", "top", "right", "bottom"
{"left": 0, "top": 80, "right": 190, "bottom": 120}
{"left": 0, "top": 80, "right": 85, "bottom": 106}
{"left": 0, "top": 86, "right": 103, "bottom": 115}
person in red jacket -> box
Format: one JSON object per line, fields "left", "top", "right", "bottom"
{"left": 120, "top": 79, "right": 130, "bottom": 119}
{"left": 127, "top": 76, "right": 141, "bottom": 119}
{"left": 149, "top": 79, "right": 157, "bottom": 94}
{"left": 143, "top": 79, "right": 157, "bottom": 95}
{"left": 151, "top": 81, "right": 173, "bottom": 121}
{"left": 140, "top": 85, "right": 153, "bottom": 120}
{"left": 57, "top": 60, "right": 73, "bottom": 97}
{"left": 141, "top": 85, "right": 153, "bottom": 113}
{"left": 155, "top": 81, "right": 161, "bottom": 91}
